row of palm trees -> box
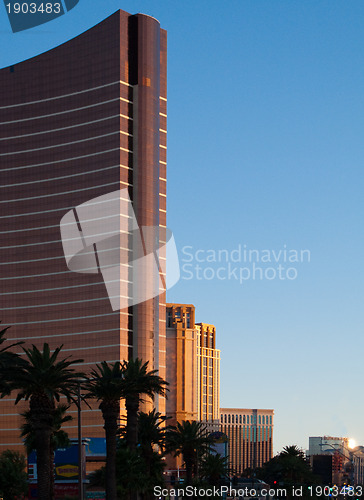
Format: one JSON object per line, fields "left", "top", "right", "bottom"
{"left": 86, "top": 359, "right": 168, "bottom": 500}
{"left": 0, "top": 325, "right": 225, "bottom": 500}
{"left": 91, "top": 415, "right": 223, "bottom": 499}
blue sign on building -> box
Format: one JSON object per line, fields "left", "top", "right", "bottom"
{"left": 28, "top": 442, "right": 79, "bottom": 482}
{"left": 85, "top": 438, "right": 106, "bottom": 458}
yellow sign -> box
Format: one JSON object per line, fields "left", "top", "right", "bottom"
{"left": 55, "top": 464, "right": 78, "bottom": 478}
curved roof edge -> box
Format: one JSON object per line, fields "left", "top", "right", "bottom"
{"left": 0, "top": 9, "right": 162, "bottom": 71}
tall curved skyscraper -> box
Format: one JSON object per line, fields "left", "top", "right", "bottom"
{"left": 0, "top": 9, "right": 167, "bottom": 449}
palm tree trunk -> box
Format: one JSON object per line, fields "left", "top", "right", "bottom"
{"left": 185, "top": 457, "right": 193, "bottom": 485}
{"left": 101, "top": 402, "right": 119, "bottom": 500}
{"left": 50, "top": 448, "right": 55, "bottom": 500}
{"left": 125, "top": 397, "right": 140, "bottom": 500}
{"left": 35, "top": 428, "right": 52, "bottom": 500}
{"left": 143, "top": 448, "right": 153, "bottom": 500}
{"left": 125, "top": 396, "right": 139, "bottom": 450}
{"left": 30, "top": 399, "right": 54, "bottom": 500}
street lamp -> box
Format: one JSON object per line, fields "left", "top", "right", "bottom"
{"left": 319, "top": 440, "right": 360, "bottom": 486}
{"left": 75, "top": 380, "right": 91, "bottom": 500}
{"left": 77, "top": 383, "right": 83, "bottom": 500}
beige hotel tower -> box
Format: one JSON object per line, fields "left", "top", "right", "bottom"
{"left": 166, "top": 303, "right": 221, "bottom": 430}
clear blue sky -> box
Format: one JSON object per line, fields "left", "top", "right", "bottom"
{"left": 1, "top": 0, "right": 364, "bottom": 454}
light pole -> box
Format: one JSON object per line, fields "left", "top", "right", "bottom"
{"left": 77, "top": 383, "right": 84, "bottom": 500}
{"left": 319, "top": 440, "right": 358, "bottom": 486}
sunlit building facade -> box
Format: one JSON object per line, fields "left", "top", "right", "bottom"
{"left": 196, "top": 323, "right": 220, "bottom": 428}
{"left": 308, "top": 436, "right": 351, "bottom": 459}
{"left": 166, "top": 304, "right": 220, "bottom": 429}
{"left": 220, "top": 408, "right": 274, "bottom": 474}
{"left": 0, "top": 10, "right": 167, "bottom": 449}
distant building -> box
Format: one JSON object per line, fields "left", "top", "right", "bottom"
{"left": 220, "top": 408, "right": 274, "bottom": 474}
{"left": 165, "top": 304, "right": 220, "bottom": 430}
{"left": 310, "top": 455, "right": 333, "bottom": 485}
{"left": 352, "top": 447, "right": 364, "bottom": 486}
{"left": 309, "top": 436, "right": 351, "bottom": 459}
{"left": 196, "top": 322, "right": 220, "bottom": 428}
{"left": 308, "top": 436, "right": 352, "bottom": 485}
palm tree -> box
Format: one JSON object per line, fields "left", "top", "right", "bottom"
{"left": 137, "top": 410, "right": 168, "bottom": 499}
{"left": 166, "top": 420, "right": 212, "bottom": 484}
{"left": 21, "top": 403, "right": 72, "bottom": 454}
{"left": 278, "top": 445, "right": 312, "bottom": 487}
{"left": 199, "top": 452, "right": 228, "bottom": 486}
{"left": 120, "top": 358, "right": 168, "bottom": 451}
{"left": 117, "top": 442, "right": 162, "bottom": 500}
{"left": 7, "top": 343, "right": 83, "bottom": 500}
{"left": 89, "top": 445, "right": 147, "bottom": 500}
{"left": 21, "top": 403, "right": 72, "bottom": 499}
{"left": 84, "top": 361, "right": 125, "bottom": 500}
{"left": 280, "top": 445, "right": 306, "bottom": 459}
{"left": 84, "top": 360, "right": 167, "bottom": 500}
{"left": 116, "top": 410, "right": 167, "bottom": 499}
{"left": 0, "top": 450, "right": 28, "bottom": 499}
{"left": 0, "top": 324, "right": 23, "bottom": 395}
{"left": 138, "top": 409, "right": 168, "bottom": 454}
{"left": 259, "top": 444, "right": 317, "bottom": 497}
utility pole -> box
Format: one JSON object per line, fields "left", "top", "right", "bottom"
{"left": 78, "top": 384, "right": 83, "bottom": 500}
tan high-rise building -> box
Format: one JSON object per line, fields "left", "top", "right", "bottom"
{"left": 0, "top": 10, "right": 167, "bottom": 449}
{"left": 220, "top": 408, "right": 274, "bottom": 474}
{"left": 196, "top": 323, "right": 220, "bottom": 428}
{"left": 166, "top": 304, "right": 220, "bottom": 430}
